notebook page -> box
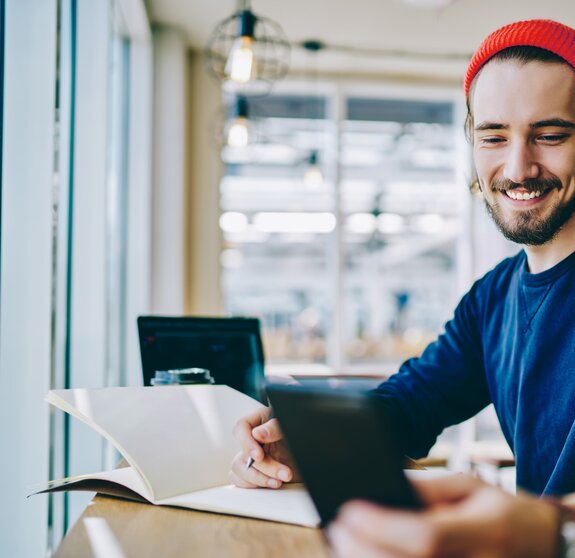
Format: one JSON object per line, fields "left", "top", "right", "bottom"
{"left": 47, "top": 385, "right": 265, "bottom": 501}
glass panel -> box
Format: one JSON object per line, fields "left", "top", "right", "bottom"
{"left": 220, "top": 94, "right": 334, "bottom": 365}
{"left": 0, "top": 0, "right": 57, "bottom": 555}
{"left": 341, "top": 97, "right": 461, "bottom": 370}
{"left": 219, "top": 90, "right": 465, "bottom": 372}
{"left": 105, "top": 7, "right": 130, "bottom": 391}
{"left": 0, "top": 0, "right": 4, "bottom": 255}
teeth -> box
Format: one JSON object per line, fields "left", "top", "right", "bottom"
{"left": 505, "top": 190, "right": 543, "bottom": 200}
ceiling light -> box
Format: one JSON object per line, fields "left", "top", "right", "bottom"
{"left": 411, "top": 214, "right": 445, "bottom": 233}
{"left": 253, "top": 212, "right": 336, "bottom": 234}
{"left": 304, "top": 151, "right": 324, "bottom": 189}
{"left": 224, "top": 96, "right": 252, "bottom": 148}
{"left": 219, "top": 212, "right": 248, "bottom": 233}
{"left": 225, "top": 11, "right": 257, "bottom": 84}
{"left": 205, "top": 1, "right": 291, "bottom": 96}
{"left": 377, "top": 213, "right": 405, "bottom": 234}
{"left": 347, "top": 213, "right": 377, "bottom": 234}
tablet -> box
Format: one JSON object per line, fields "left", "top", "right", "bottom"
{"left": 265, "top": 383, "right": 422, "bottom": 525}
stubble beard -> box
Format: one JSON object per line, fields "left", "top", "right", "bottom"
{"left": 484, "top": 177, "right": 575, "bottom": 246}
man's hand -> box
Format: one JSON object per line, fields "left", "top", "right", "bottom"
{"left": 329, "top": 475, "right": 560, "bottom": 558}
{"left": 229, "top": 406, "right": 299, "bottom": 489}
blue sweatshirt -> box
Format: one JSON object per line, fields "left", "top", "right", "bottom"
{"left": 374, "top": 249, "right": 575, "bottom": 496}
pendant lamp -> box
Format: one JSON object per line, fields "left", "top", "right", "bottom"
{"left": 205, "top": 0, "right": 290, "bottom": 97}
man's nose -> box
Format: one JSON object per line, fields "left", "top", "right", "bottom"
{"left": 503, "top": 143, "right": 540, "bottom": 184}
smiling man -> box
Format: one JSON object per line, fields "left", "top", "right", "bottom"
{"left": 471, "top": 45, "right": 575, "bottom": 268}
{"left": 230, "top": 18, "right": 575, "bottom": 558}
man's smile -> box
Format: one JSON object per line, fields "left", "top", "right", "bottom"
{"left": 504, "top": 189, "right": 545, "bottom": 200}
{"left": 488, "top": 178, "right": 563, "bottom": 210}
{"left": 498, "top": 187, "right": 553, "bottom": 207}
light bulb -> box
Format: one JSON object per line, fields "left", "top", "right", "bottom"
{"left": 304, "top": 164, "right": 323, "bottom": 188}
{"left": 226, "top": 36, "right": 257, "bottom": 84}
{"left": 227, "top": 117, "right": 249, "bottom": 148}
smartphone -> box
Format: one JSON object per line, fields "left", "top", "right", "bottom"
{"left": 265, "top": 383, "right": 422, "bottom": 526}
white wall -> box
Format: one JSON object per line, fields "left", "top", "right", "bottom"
{"left": 151, "top": 26, "right": 188, "bottom": 314}
{"left": 0, "top": 0, "right": 57, "bottom": 555}
{"left": 125, "top": 36, "right": 154, "bottom": 385}
{"left": 186, "top": 50, "right": 223, "bottom": 315}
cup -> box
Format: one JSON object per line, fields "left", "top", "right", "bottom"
{"left": 151, "top": 368, "right": 215, "bottom": 386}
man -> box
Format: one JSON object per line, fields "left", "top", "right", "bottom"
{"left": 230, "top": 19, "right": 575, "bottom": 556}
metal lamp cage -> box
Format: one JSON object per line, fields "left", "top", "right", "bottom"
{"left": 205, "top": 9, "right": 291, "bottom": 97}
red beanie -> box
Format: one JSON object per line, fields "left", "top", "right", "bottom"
{"left": 464, "top": 19, "right": 575, "bottom": 97}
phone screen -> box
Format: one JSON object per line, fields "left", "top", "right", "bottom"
{"left": 266, "top": 384, "right": 422, "bottom": 526}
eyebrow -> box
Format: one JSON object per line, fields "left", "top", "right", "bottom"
{"left": 474, "top": 122, "right": 508, "bottom": 132}
{"left": 530, "top": 118, "right": 575, "bottom": 129}
{"left": 474, "top": 118, "right": 575, "bottom": 132}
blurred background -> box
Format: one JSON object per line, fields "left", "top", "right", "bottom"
{"left": 1, "top": 0, "right": 573, "bottom": 555}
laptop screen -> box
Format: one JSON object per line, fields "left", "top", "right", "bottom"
{"left": 138, "top": 316, "right": 266, "bottom": 403}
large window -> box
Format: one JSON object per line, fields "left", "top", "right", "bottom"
{"left": 0, "top": 1, "right": 152, "bottom": 555}
{"left": 220, "top": 83, "right": 468, "bottom": 374}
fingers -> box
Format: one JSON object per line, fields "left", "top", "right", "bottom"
{"left": 232, "top": 407, "right": 273, "bottom": 463}
{"left": 336, "top": 501, "right": 435, "bottom": 557}
{"left": 334, "top": 479, "right": 507, "bottom": 558}
{"left": 231, "top": 407, "right": 293, "bottom": 490}
{"left": 229, "top": 452, "right": 286, "bottom": 489}
{"left": 252, "top": 418, "right": 283, "bottom": 445}
{"left": 411, "top": 474, "right": 482, "bottom": 506}
{"left": 229, "top": 466, "right": 282, "bottom": 489}
{"left": 251, "top": 454, "right": 293, "bottom": 482}
{"left": 328, "top": 523, "right": 400, "bottom": 558}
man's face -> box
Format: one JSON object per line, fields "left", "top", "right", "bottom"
{"left": 471, "top": 59, "right": 575, "bottom": 245}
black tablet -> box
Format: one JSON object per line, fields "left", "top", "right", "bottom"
{"left": 265, "top": 383, "right": 422, "bottom": 526}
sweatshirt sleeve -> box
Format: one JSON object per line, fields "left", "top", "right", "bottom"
{"left": 373, "top": 281, "right": 491, "bottom": 458}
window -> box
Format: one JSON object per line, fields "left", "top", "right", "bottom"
{"left": 220, "top": 83, "right": 468, "bottom": 374}
{"left": 0, "top": 1, "right": 152, "bottom": 554}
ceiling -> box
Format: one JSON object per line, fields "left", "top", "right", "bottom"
{"left": 147, "top": 0, "right": 575, "bottom": 79}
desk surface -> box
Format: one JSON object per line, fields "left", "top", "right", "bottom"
{"left": 54, "top": 494, "right": 331, "bottom": 558}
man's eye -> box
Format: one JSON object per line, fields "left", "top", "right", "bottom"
{"left": 538, "top": 134, "right": 569, "bottom": 143}
{"left": 480, "top": 137, "right": 505, "bottom": 144}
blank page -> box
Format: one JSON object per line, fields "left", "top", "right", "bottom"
{"left": 47, "top": 385, "right": 264, "bottom": 501}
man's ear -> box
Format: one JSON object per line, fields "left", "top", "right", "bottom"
{"left": 469, "top": 175, "right": 482, "bottom": 194}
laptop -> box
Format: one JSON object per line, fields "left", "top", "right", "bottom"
{"left": 138, "top": 316, "right": 266, "bottom": 403}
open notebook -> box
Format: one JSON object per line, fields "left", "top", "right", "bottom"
{"left": 35, "top": 385, "right": 320, "bottom": 527}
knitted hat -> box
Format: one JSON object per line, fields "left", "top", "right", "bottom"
{"left": 464, "top": 19, "right": 575, "bottom": 96}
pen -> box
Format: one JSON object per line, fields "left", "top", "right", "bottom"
{"left": 245, "top": 408, "right": 274, "bottom": 470}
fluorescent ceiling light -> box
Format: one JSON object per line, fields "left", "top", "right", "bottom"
{"left": 411, "top": 214, "right": 445, "bottom": 233}
{"left": 378, "top": 213, "right": 405, "bottom": 234}
{"left": 219, "top": 211, "right": 248, "bottom": 233}
{"left": 221, "top": 144, "right": 300, "bottom": 165}
{"left": 253, "top": 212, "right": 336, "bottom": 233}
{"left": 346, "top": 213, "right": 376, "bottom": 234}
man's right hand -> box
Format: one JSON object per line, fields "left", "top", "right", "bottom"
{"left": 229, "top": 406, "right": 298, "bottom": 489}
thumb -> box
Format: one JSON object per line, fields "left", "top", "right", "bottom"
{"left": 413, "top": 474, "right": 481, "bottom": 506}
{"left": 252, "top": 418, "right": 283, "bottom": 443}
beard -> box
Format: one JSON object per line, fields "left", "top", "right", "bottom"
{"left": 484, "top": 177, "right": 575, "bottom": 246}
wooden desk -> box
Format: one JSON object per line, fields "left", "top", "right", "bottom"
{"left": 54, "top": 494, "right": 331, "bottom": 558}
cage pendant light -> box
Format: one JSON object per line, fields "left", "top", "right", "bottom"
{"left": 205, "top": 0, "right": 291, "bottom": 97}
